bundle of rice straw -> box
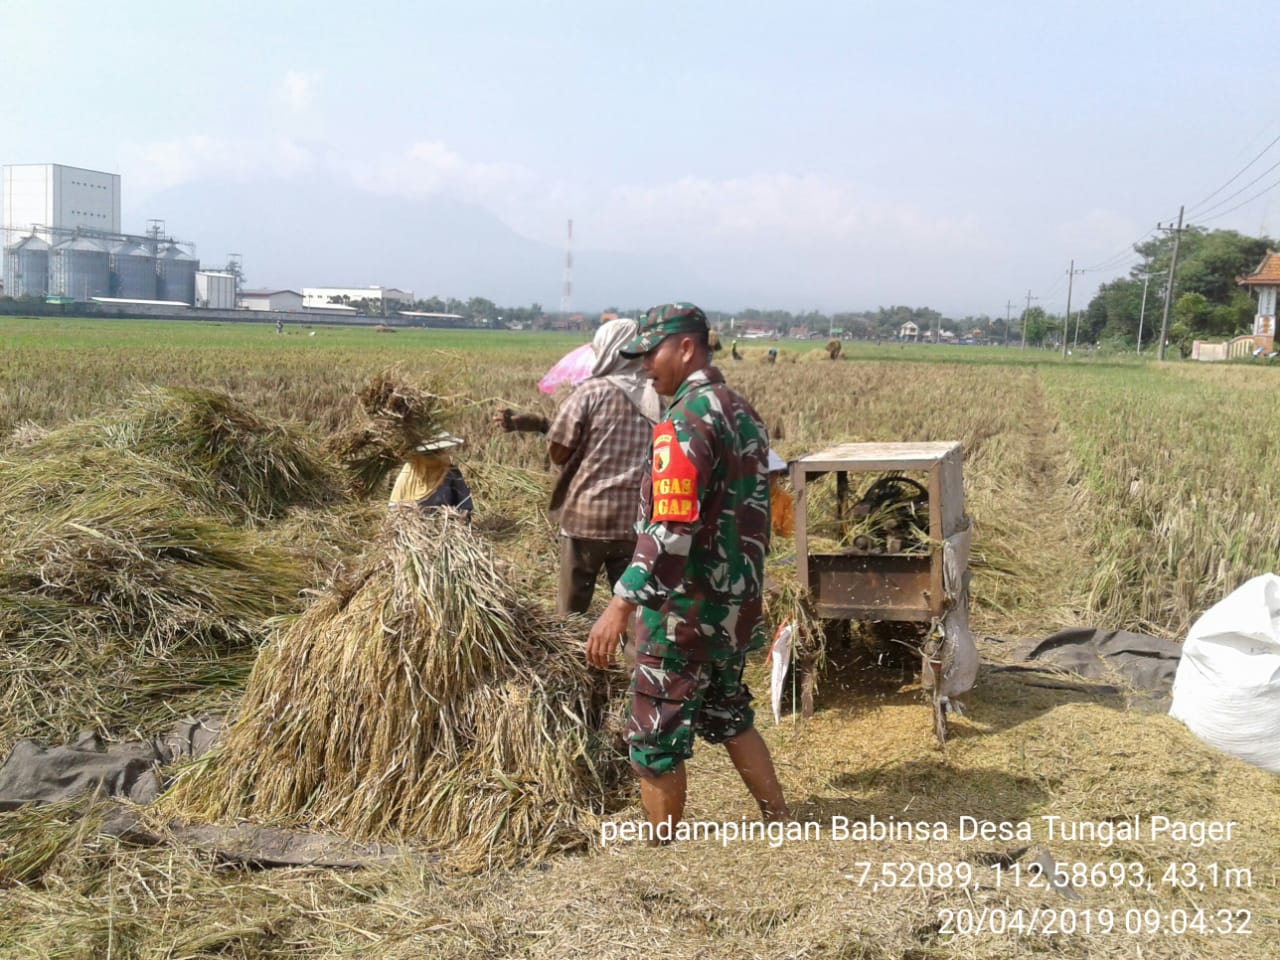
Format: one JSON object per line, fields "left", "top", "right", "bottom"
{"left": 329, "top": 373, "right": 448, "bottom": 496}
{"left": 0, "top": 391, "right": 330, "bottom": 750}
{"left": 0, "top": 450, "right": 308, "bottom": 749}
{"left": 22, "top": 386, "right": 336, "bottom": 521}
{"left": 159, "top": 509, "right": 628, "bottom": 869}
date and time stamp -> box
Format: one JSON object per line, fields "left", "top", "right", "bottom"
{"left": 842, "top": 858, "right": 1256, "bottom": 936}
{"left": 831, "top": 815, "right": 1262, "bottom": 938}
{"left": 601, "top": 813, "right": 1267, "bottom": 938}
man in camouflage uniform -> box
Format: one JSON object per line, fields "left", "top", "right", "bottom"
{"left": 587, "top": 303, "right": 790, "bottom": 839}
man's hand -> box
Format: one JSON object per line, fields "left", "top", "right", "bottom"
{"left": 492, "top": 408, "right": 550, "bottom": 434}
{"left": 492, "top": 408, "right": 517, "bottom": 432}
{"left": 587, "top": 596, "right": 637, "bottom": 669}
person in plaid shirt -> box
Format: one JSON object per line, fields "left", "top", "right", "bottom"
{"left": 497, "top": 318, "right": 660, "bottom": 614}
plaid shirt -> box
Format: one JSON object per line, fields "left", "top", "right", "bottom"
{"left": 546, "top": 377, "right": 651, "bottom": 540}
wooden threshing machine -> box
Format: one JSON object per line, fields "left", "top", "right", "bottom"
{"left": 789, "top": 441, "right": 974, "bottom": 744}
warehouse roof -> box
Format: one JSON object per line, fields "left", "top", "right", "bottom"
{"left": 91, "top": 296, "right": 190, "bottom": 307}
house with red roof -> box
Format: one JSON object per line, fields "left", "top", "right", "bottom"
{"left": 1238, "top": 250, "right": 1280, "bottom": 351}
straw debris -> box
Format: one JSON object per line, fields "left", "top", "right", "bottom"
{"left": 330, "top": 373, "right": 448, "bottom": 496}
{"left": 158, "top": 509, "right": 628, "bottom": 869}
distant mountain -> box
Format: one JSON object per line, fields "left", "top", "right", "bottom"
{"left": 130, "top": 176, "right": 703, "bottom": 309}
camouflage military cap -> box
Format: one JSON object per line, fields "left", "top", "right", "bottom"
{"left": 620, "top": 302, "right": 709, "bottom": 357}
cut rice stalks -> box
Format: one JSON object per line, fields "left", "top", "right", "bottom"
{"left": 158, "top": 509, "right": 628, "bottom": 870}
{"left": 329, "top": 373, "right": 451, "bottom": 497}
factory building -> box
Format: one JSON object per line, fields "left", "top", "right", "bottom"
{"left": 4, "top": 164, "right": 413, "bottom": 320}
{"left": 2, "top": 163, "right": 210, "bottom": 306}
{"left": 195, "top": 271, "right": 238, "bottom": 309}
{"left": 302, "top": 286, "right": 414, "bottom": 313}
{"left": 239, "top": 289, "right": 304, "bottom": 312}
{"left": 2, "top": 163, "right": 121, "bottom": 248}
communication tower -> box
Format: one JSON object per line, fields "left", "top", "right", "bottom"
{"left": 559, "top": 219, "right": 573, "bottom": 318}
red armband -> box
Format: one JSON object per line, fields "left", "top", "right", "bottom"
{"left": 650, "top": 420, "right": 698, "bottom": 523}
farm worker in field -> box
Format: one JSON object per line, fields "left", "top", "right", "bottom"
{"left": 587, "top": 302, "right": 791, "bottom": 841}
{"left": 388, "top": 431, "right": 473, "bottom": 520}
{"left": 275, "top": 318, "right": 284, "bottom": 335}
{"left": 495, "top": 317, "right": 661, "bottom": 615}
{"left": 765, "top": 347, "right": 778, "bottom": 364}
{"left": 730, "top": 339, "right": 742, "bottom": 361}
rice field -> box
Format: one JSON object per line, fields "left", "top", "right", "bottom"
{"left": 0, "top": 316, "right": 1276, "bottom": 959}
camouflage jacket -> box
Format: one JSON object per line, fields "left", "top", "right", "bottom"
{"left": 613, "top": 366, "right": 771, "bottom": 659}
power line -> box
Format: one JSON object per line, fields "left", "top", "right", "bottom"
{"left": 1188, "top": 153, "right": 1280, "bottom": 221}
{"left": 1196, "top": 171, "right": 1280, "bottom": 226}
{"left": 1187, "top": 129, "right": 1280, "bottom": 215}
{"left": 1082, "top": 227, "right": 1158, "bottom": 273}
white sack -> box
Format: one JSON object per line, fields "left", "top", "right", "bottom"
{"left": 768, "top": 621, "right": 794, "bottom": 725}
{"left": 1169, "top": 573, "right": 1280, "bottom": 773}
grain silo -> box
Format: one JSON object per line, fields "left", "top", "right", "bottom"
{"left": 4, "top": 235, "right": 50, "bottom": 298}
{"left": 156, "top": 242, "right": 198, "bottom": 304}
{"left": 109, "top": 240, "right": 157, "bottom": 300}
{"left": 48, "top": 236, "right": 109, "bottom": 300}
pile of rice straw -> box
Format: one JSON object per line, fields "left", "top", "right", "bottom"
{"left": 0, "top": 389, "right": 330, "bottom": 749}
{"left": 159, "top": 509, "right": 628, "bottom": 869}
{"left": 328, "top": 374, "right": 448, "bottom": 496}
{"left": 21, "top": 386, "right": 337, "bottom": 520}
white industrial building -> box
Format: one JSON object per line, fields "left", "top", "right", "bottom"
{"left": 302, "top": 286, "right": 414, "bottom": 312}
{"left": 239, "top": 289, "right": 304, "bottom": 312}
{"left": 194, "top": 271, "right": 237, "bottom": 309}
{"left": 2, "top": 163, "right": 213, "bottom": 305}
{"left": 2, "top": 163, "right": 121, "bottom": 248}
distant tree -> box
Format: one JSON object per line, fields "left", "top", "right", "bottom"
{"left": 1168, "top": 292, "right": 1212, "bottom": 354}
{"left": 1080, "top": 227, "right": 1275, "bottom": 352}
{"left": 465, "top": 297, "right": 497, "bottom": 325}
{"left": 1022, "top": 306, "right": 1049, "bottom": 346}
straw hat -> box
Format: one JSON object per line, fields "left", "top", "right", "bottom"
{"left": 414, "top": 431, "right": 465, "bottom": 453}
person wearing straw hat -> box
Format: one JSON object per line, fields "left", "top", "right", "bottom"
{"left": 586, "top": 302, "right": 790, "bottom": 841}
{"left": 387, "top": 430, "right": 473, "bottom": 519}
{"left": 495, "top": 317, "right": 660, "bottom": 615}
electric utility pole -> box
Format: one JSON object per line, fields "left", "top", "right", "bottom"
{"left": 1004, "top": 299, "right": 1015, "bottom": 345}
{"left": 1061, "top": 260, "right": 1076, "bottom": 359}
{"left": 1136, "top": 259, "right": 1158, "bottom": 355}
{"left": 1063, "top": 260, "right": 1086, "bottom": 356}
{"left": 1020, "top": 289, "right": 1038, "bottom": 349}
{"left": 1157, "top": 205, "right": 1184, "bottom": 361}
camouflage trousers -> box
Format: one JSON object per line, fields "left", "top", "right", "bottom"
{"left": 625, "top": 637, "right": 756, "bottom": 777}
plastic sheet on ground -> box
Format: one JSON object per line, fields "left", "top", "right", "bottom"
{"left": 0, "top": 720, "right": 222, "bottom": 811}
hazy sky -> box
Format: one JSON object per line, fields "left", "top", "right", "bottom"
{"left": 7, "top": 0, "right": 1280, "bottom": 315}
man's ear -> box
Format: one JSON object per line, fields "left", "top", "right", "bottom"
{"left": 678, "top": 335, "right": 698, "bottom": 364}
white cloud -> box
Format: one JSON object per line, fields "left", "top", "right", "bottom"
{"left": 115, "top": 129, "right": 998, "bottom": 308}
{"left": 604, "top": 172, "right": 983, "bottom": 258}
{"left": 276, "top": 70, "right": 321, "bottom": 112}
{"left": 352, "top": 141, "right": 533, "bottom": 205}
{"left": 119, "top": 135, "right": 317, "bottom": 200}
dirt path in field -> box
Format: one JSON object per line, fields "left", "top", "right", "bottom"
{"left": 1024, "top": 369, "right": 1096, "bottom": 624}
{"left": 966, "top": 367, "right": 1095, "bottom": 643}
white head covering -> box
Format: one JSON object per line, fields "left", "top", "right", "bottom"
{"left": 591, "top": 318, "right": 638, "bottom": 378}
{"left": 591, "top": 318, "right": 662, "bottom": 423}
